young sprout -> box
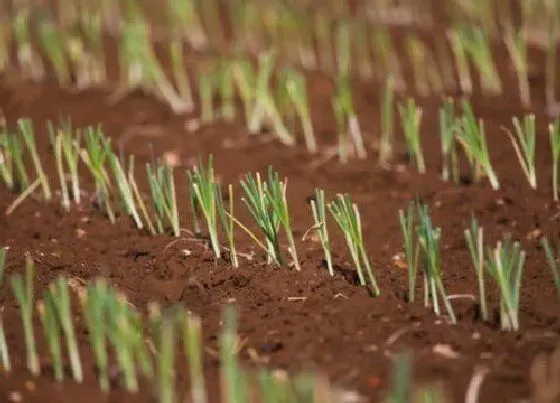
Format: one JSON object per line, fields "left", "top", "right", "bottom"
{"left": 0, "top": 132, "right": 14, "bottom": 190}
{"left": 106, "top": 293, "right": 140, "bottom": 392}
{"left": 504, "top": 26, "right": 530, "bottom": 107}
{"left": 309, "top": 189, "right": 333, "bottom": 276}
{"left": 37, "top": 13, "right": 70, "bottom": 86}
{"left": 49, "top": 277, "right": 83, "bottom": 382}
{"left": 455, "top": 101, "right": 500, "bottom": 190}
{"left": 18, "top": 119, "right": 51, "bottom": 201}
{"left": 486, "top": 238, "right": 526, "bottom": 331}
{"left": 249, "top": 51, "right": 295, "bottom": 146}
{"left": 265, "top": 167, "right": 300, "bottom": 271}
{"left": 353, "top": 20, "right": 373, "bottom": 81}
{"left": 187, "top": 156, "right": 220, "bottom": 259}
{"left": 332, "top": 77, "right": 366, "bottom": 163}
{"left": 379, "top": 76, "right": 395, "bottom": 166}
{"left": 149, "top": 304, "right": 176, "bottom": 403}
{"left": 283, "top": 68, "right": 317, "bottom": 153}
{"left": 550, "top": 117, "right": 560, "bottom": 201}
{"left": 110, "top": 154, "right": 143, "bottom": 229}
{"left": 372, "top": 28, "right": 406, "bottom": 91}
{"left": 127, "top": 156, "right": 156, "bottom": 236}
{"left": 79, "top": 278, "right": 110, "bottom": 391}
{"left": 82, "top": 126, "right": 115, "bottom": 222}
{"left": 217, "top": 184, "right": 239, "bottom": 268}
{"left": 398, "top": 98, "right": 425, "bottom": 174}
{"left": 198, "top": 61, "right": 216, "bottom": 124}
{"left": 12, "top": 7, "right": 44, "bottom": 80}
{"left": 398, "top": 203, "right": 419, "bottom": 303}
{"left": 0, "top": 313, "right": 10, "bottom": 373}
{"left": 147, "top": 162, "right": 180, "bottom": 237}
{"left": 10, "top": 254, "right": 39, "bottom": 376}
{"left": 464, "top": 216, "right": 487, "bottom": 321}
{"left": 503, "top": 114, "right": 537, "bottom": 189}
{"left": 314, "top": 10, "right": 334, "bottom": 73}
{"left": 231, "top": 57, "right": 256, "bottom": 125}
{"left": 459, "top": 27, "right": 502, "bottom": 96}
{"left": 178, "top": 310, "right": 207, "bottom": 403}
{"left": 37, "top": 295, "right": 64, "bottom": 382}
{"left": 220, "top": 306, "right": 248, "bottom": 403}
{"left": 447, "top": 28, "right": 473, "bottom": 94}
{"left": 0, "top": 248, "right": 5, "bottom": 286}
{"left": 167, "top": 0, "right": 195, "bottom": 111}
{"left": 335, "top": 19, "right": 351, "bottom": 78}
{"left": 328, "top": 194, "right": 380, "bottom": 296}
{"left": 49, "top": 121, "right": 82, "bottom": 205}
{"left": 417, "top": 204, "right": 456, "bottom": 324}
{"left": 439, "top": 98, "right": 459, "bottom": 183}
{"left": 406, "top": 35, "right": 430, "bottom": 97}
{"left": 218, "top": 60, "right": 236, "bottom": 122}
{"left": 240, "top": 171, "right": 281, "bottom": 266}
{"left": 541, "top": 237, "right": 560, "bottom": 297}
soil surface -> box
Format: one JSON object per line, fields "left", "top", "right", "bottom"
{"left": 0, "top": 14, "right": 559, "bottom": 403}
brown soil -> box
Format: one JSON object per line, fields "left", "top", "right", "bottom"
{"left": 0, "top": 16, "right": 559, "bottom": 403}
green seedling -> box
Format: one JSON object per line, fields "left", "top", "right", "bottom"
{"left": 10, "top": 254, "right": 39, "bottom": 375}
{"left": 439, "top": 98, "right": 459, "bottom": 183}
{"left": 147, "top": 162, "right": 180, "bottom": 237}
{"left": 18, "top": 119, "right": 51, "bottom": 201}
{"left": 309, "top": 189, "right": 333, "bottom": 276}
{"left": 37, "top": 295, "right": 64, "bottom": 382}
{"left": 329, "top": 194, "right": 379, "bottom": 296}
{"left": 455, "top": 101, "right": 499, "bottom": 190}
{"left": 399, "top": 203, "right": 420, "bottom": 303}
{"left": 464, "top": 216, "right": 487, "bottom": 321}
{"left": 486, "top": 238, "right": 526, "bottom": 331}
{"left": 217, "top": 184, "right": 239, "bottom": 268}
{"left": 504, "top": 114, "right": 537, "bottom": 189}
{"left": 417, "top": 204, "right": 456, "bottom": 323}
{"left": 188, "top": 156, "right": 220, "bottom": 258}
{"left": 110, "top": 154, "right": 143, "bottom": 229}
{"left": 541, "top": 237, "right": 560, "bottom": 297}
{"left": 398, "top": 98, "right": 425, "bottom": 174}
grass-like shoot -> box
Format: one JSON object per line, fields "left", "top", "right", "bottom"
{"left": 439, "top": 98, "right": 458, "bottom": 183}
{"left": 283, "top": 68, "right": 317, "bottom": 153}
{"left": 188, "top": 156, "right": 221, "bottom": 258}
{"left": 18, "top": 119, "right": 51, "bottom": 201}
{"left": 49, "top": 277, "right": 83, "bottom": 382}
{"left": 178, "top": 310, "right": 207, "bottom": 403}
{"left": 464, "top": 216, "right": 487, "bottom": 321}
{"left": 310, "top": 189, "right": 333, "bottom": 276}
{"left": 504, "top": 114, "right": 537, "bottom": 189}
{"left": 149, "top": 304, "right": 176, "bottom": 403}
{"left": 398, "top": 202, "right": 419, "bottom": 303}
{"left": 398, "top": 98, "right": 425, "bottom": 174}
{"left": 416, "top": 204, "right": 456, "bottom": 323}
{"left": 486, "top": 239, "right": 526, "bottom": 331}
{"left": 0, "top": 313, "right": 10, "bottom": 373}
{"left": 37, "top": 14, "right": 70, "bottom": 86}
{"left": 240, "top": 171, "right": 282, "bottom": 266}
{"left": 110, "top": 154, "right": 143, "bottom": 229}
{"left": 220, "top": 306, "right": 248, "bottom": 403}
{"left": 329, "top": 194, "right": 379, "bottom": 296}
{"left": 264, "top": 167, "right": 300, "bottom": 271}
{"left": 541, "top": 237, "right": 560, "bottom": 297}
{"left": 48, "top": 120, "right": 82, "bottom": 207}
{"left": 379, "top": 76, "right": 395, "bottom": 166}
{"left": 10, "top": 254, "right": 39, "bottom": 376}
{"left": 333, "top": 77, "right": 366, "bottom": 163}
{"left": 147, "top": 161, "right": 180, "bottom": 237}
{"left": 79, "top": 278, "right": 110, "bottom": 391}
{"left": 455, "top": 101, "right": 499, "bottom": 190}
{"left": 504, "top": 25, "right": 530, "bottom": 107}
{"left": 549, "top": 116, "right": 560, "bottom": 201}
{"left": 37, "top": 295, "right": 64, "bottom": 382}
{"left": 217, "top": 184, "right": 239, "bottom": 268}
{"left": 82, "top": 126, "right": 115, "bottom": 222}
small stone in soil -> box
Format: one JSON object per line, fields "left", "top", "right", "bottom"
{"left": 8, "top": 391, "right": 22, "bottom": 402}
{"left": 258, "top": 341, "right": 284, "bottom": 354}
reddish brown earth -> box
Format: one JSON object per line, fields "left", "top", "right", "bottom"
{"left": 0, "top": 22, "right": 559, "bottom": 403}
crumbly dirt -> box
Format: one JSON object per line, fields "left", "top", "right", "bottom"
{"left": 0, "top": 22, "right": 559, "bottom": 403}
